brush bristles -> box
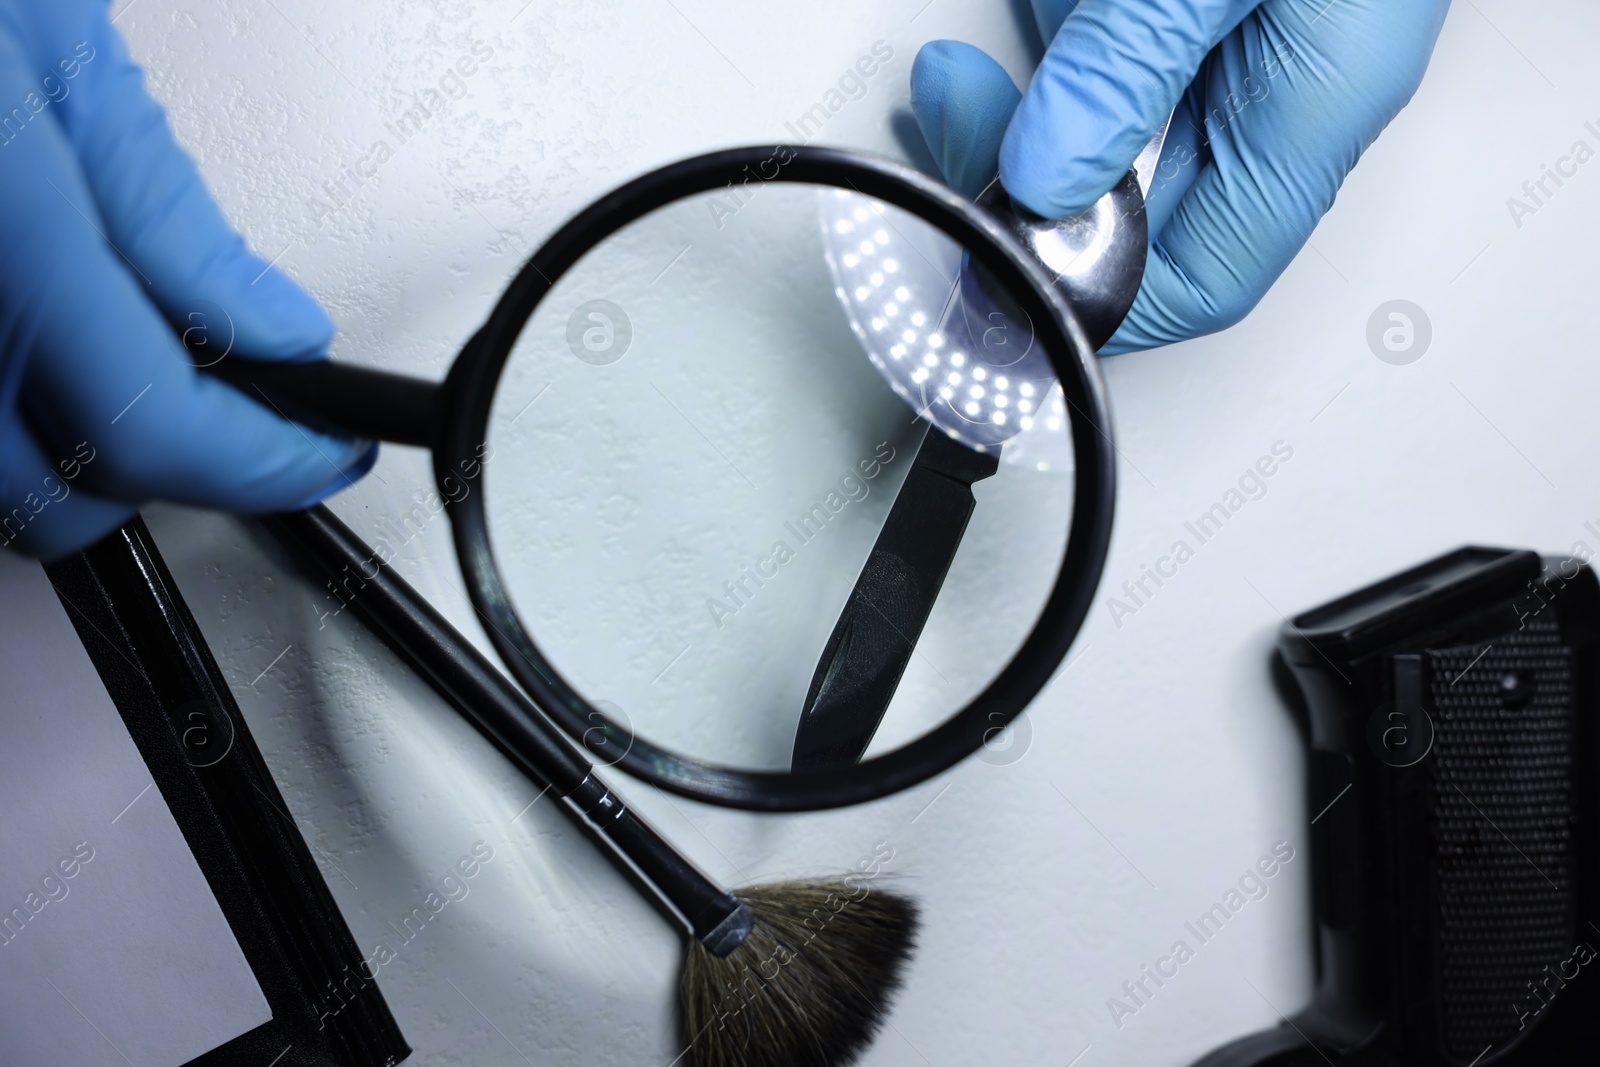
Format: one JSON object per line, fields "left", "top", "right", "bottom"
{"left": 680, "top": 879, "right": 919, "bottom": 1067}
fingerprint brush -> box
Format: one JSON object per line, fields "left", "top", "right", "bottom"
{"left": 263, "top": 505, "right": 918, "bottom": 1067}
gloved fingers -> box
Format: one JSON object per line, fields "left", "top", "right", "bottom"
{"left": 1105, "top": 27, "right": 1331, "bottom": 353}
{"left": 910, "top": 41, "right": 1023, "bottom": 199}
{"left": 1026, "top": 0, "right": 1209, "bottom": 235}
{"left": 0, "top": 419, "right": 136, "bottom": 561}
{"left": 1027, "top": 0, "right": 1082, "bottom": 46}
{"left": 1, "top": 94, "right": 376, "bottom": 510}
{"left": 1141, "top": 83, "right": 1207, "bottom": 239}
{"left": 1000, "top": 0, "right": 1258, "bottom": 218}
{"left": 52, "top": 9, "right": 332, "bottom": 362}
{"left": 1104, "top": 2, "right": 1449, "bottom": 354}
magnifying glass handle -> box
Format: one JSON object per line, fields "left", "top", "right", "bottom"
{"left": 198, "top": 355, "right": 440, "bottom": 449}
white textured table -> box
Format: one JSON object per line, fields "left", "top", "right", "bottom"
{"left": 124, "top": 1, "right": 1600, "bottom": 1063}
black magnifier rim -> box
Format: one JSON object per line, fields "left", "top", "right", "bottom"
{"left": 436, "top": 145, "right": 1116, "bottom": 811}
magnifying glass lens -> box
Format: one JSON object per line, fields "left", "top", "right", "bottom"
{"left": 483, "top": 180, "right": 1076, "bottom": 773}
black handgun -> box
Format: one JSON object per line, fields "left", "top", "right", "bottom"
{"left": 1193, "top": 546, "right": 1600, "bottom": 1066}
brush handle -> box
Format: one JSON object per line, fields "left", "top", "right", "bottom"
{"left": 567, "top": 774, "right": 752, "bottom": 955}
{"left": 263, "top": 506, "right": 752, "bottom": 954}
{"left": 265, "top": 506, "right": 590, "bottom": 791}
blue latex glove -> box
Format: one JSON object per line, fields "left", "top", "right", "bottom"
{"left": 0, "top": 2, "right": 375, "bottom": 559}
{"left": 911, "top": 0, "right": 1450, "bottom": 354}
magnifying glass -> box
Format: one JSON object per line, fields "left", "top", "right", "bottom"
{"left": 200, "top": 146, "right": 1115, "bottom": 811}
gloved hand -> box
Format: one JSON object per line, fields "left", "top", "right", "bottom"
{"left": 0, "top": 2, "right": 375, "bottom": 560}
{"left": 911, "top": 0, "right": 1451, "bottom": 354}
